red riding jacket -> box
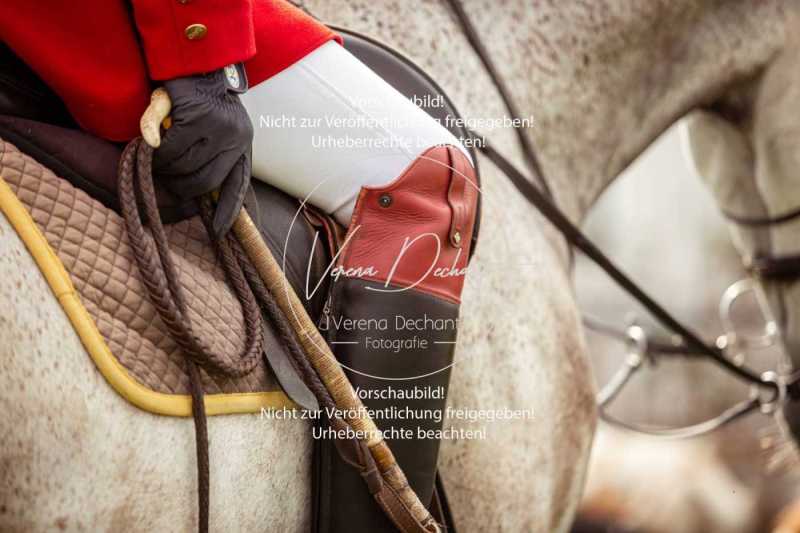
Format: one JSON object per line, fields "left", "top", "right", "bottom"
{"left": 0, "top": 0, "right": 338, "bottom": 141}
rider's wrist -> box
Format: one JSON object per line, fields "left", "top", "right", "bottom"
{"left": 220, "top": 63, "right": 248, "bottom": 93}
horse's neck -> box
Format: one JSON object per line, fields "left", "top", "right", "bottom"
{"left": 301, "top": 0, "right": 792, "bottom": 222}
{"left": 520, "top": 0, "right": 794, "bottom": 222}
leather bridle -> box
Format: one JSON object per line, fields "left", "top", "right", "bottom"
{"left": 447, "top": 0, "right": 800, "bottom": 438}
{"left": 723, "top": 205, "right": 800, "bottom": 281}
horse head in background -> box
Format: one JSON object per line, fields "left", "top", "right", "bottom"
{"left": 686, "top": 33, "right": 800, "bottom": 453}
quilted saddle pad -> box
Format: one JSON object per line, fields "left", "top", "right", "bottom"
{"left": 0, "top": 138, "right": 295, "bottom": 416}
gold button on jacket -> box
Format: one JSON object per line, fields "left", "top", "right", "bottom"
{"left": 184, "top": 24, "right": 207, "bottom": 40}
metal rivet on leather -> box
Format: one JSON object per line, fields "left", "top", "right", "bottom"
{"left": 185, "top": 24, "right": 208, "bottom": 40}
{"left": 452, "top": 231, "right": 462, "bottom": 245}
{"left": 378, "top": 194, "right": 392, "bottom": 208}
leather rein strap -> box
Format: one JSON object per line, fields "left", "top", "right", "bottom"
{"left": 118, "top": 138, "right": 439, "bottom": 533}
{"left": 722, "top": 206, "right": 800, "bottom": 281}
{"left": 445, "top": 0, "right": 551, "bottom": 200}
{"left": 118, "top": 138, "right": 265, "bottom": 533}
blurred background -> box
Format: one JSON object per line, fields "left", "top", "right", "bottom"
{"left": 570, "top": 121, "right": 800, "bottom": 533}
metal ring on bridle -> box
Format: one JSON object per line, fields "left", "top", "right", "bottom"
{"left": 625, "top": 324, "right": 648, "bottom": 360}
{"left": 718, "top": 278, "right": 778, "bottom": 351}
{"left": 595, "top": 324, "right": 648, "bottom": 408}
{"left": 594, "top": 318, "right": 784, "bottom": 438}
{"left": 757, "top": 370, "right": 787, "bottom": 415}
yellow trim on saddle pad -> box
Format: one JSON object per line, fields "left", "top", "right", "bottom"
{"left": 0, "top": 176, "right": 292, "bottom": 417}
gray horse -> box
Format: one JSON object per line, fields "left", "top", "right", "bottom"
{"left": 1, "top": 1, "right": 798, "bottom": 531}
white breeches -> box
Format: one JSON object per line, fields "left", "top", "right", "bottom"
{"left": 240, "top": 40, "right": 471, "bottom": 226}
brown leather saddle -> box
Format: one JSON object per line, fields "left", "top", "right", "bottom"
{"left": 0, "top": 27, "right": 475, "bottom": 531}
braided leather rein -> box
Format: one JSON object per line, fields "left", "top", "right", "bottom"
{"left": 117, "top": 137, "right": 439, "bottom": 533}
{"left": 118, "top": 138, "right": 264, "bottom": 533}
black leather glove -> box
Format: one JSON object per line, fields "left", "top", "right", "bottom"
{"left": 153, "top": 63, "right": 253, "bottom": 238}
